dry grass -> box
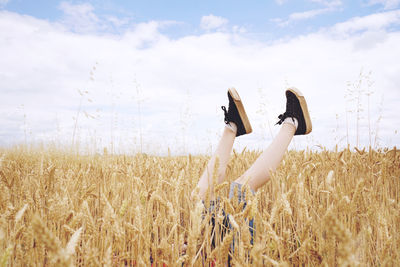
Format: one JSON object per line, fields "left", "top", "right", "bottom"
{"left": 0, "top": 146, "right": 399, "bottom": 266}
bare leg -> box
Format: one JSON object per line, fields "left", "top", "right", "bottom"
{"left": 235, "top": 87, "right": 312, "bottom": 192}
{"left": 195, "top": 125, "right": 236, "bottom": 200}
{"left": 235, "top": 121, "right": 295, "bottom": 191}
{"left": 193, "top": 88, "right": 253, "bottom": 200}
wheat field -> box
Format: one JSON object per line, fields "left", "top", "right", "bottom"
{"left": 0, "top": 146, "right": 399, "bottom": 266}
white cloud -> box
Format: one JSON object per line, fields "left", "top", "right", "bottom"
{"left": 367, "top": 0, "right": 400, "bottom": 9}
{"left": 275, "top": 0, "right": 288, "bottom": 4}
{"left": 105, "top": 15, "right": 130, "bottom": 28}
{"left": 272, "top": 0, "right": 342, "bottom": 26}
{"left": 58, "top": 1, "right": 133, "bottom": 33}
{"left": 0, "top": 10, "right": 399, "bottom": 153}
{"left": 58, "top": 2, "right": 100, "bottom": 33}
{"left": 331, "top": 9, "right": 400, "bottom": 35}
{"left": 273, "top": 7, "right": 333, "bottom": 26}
{"left": 232, "top": 25, "right": 247, "bottom": 33}
{"left": 289, "top": 7, "right": 331, "bottom": 20}
{"left": 200, "top": 14, "right": 228, "bottom": 31}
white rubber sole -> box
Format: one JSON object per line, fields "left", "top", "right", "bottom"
{"left": 228, "top": 88, "right": 252, "bottom": 134}
{"left": 287, "top": 87, "right": 312, "bottom": 135}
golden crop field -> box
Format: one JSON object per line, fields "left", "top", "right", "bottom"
{"left": 0, "top": 147, "right": 399, "bottom": 266}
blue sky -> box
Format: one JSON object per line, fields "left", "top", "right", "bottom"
{"left": 3, "top": 0, "right": 398, "bottom": 37}
{"left": 0, "top": 0, "right": 399, "bottom": 154}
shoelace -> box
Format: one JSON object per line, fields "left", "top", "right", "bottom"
{"left": 276, "top": 112, "right": 295, "bottom": 125}
{"left": 275, "top": 113, "right": 285, "bottom": 125}
{"left": 276, "top": 94, "right": 296, "bottom": 125}
{"left": 221, "top": 106, "right": 229, "bottom": 124}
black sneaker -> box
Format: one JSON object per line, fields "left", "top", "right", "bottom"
{"left": 221, "top": 88, "right": 252, "bottom": 137}
{"left": 276, "top": 88, "right": 312, "bottom": 135}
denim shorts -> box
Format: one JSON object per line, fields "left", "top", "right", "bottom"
{"left": 206, "top": 182, "right": 255, "bottom": 247}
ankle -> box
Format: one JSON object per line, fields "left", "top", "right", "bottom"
{"left": 283, "top": 117, "right": 298, "bottom": 130}
{"left": 225, "top": 122, "right": 237, "bottom": 134}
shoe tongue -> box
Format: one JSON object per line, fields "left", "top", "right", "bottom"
{"left": 228, "top": 95, "right": 236, "bottom": 114}
{"left": 228, "top": 93, "right": 234, "bottom": 106}
{"left": 286, "top": 94, "right": 298, "bottom": 117}
{"left": 286, "top": 94, "right": 295, "bottom": 108}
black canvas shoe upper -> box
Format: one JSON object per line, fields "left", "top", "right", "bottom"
{"left": 221, "top": 92, "right": 247, "bottom": 137}
{"left": 276, "top": 90, "right": 307, "bottom": 135}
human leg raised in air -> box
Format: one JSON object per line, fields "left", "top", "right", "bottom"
{"left": 193, "top": 88, "right": 252, "bottom": 201}
{"left": 186, "top": 87, "right": 312, "bottom": 266}
{"left": 234, "top": 87, "right": 312, "bottom": 191}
